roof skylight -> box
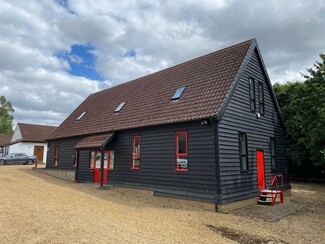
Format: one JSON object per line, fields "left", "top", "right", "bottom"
{"left": 114, "top": 102, "right": 127, "bottom": 113}
{"left": 76, "top": 111, "right": 87, "bottom": 121}
{"left": 172, "top": 86, "right": 186, "bottom": 100}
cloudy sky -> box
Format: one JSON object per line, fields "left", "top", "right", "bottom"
{"left": 1, "top": 0, "right": 324, "bottom": 127}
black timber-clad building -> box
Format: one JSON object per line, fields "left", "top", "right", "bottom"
{"left": 46, "top": 39, "right": 290, "bottom": 210}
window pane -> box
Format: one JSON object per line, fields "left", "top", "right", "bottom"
{"left": 90, "top": 151, "right": 95, "bottom": 169}
{"left": 133, "top": 137, "right": 140, "bottom": 154}
{"left": 239, "top": 133, "right": 248, "bottom": 171}
{"left": 133, "top": 157, "right": 140, "bottom": 168}
{"left": 178, "top": 133, "right": 187, "bottom": 154}
{"left": 115, "top": 102, "right": 127, "bottom": 113}
{"left": 249, "top": 79, "right": 255, "bottom": 99}
{"left": 259, "top": 84, "right": 263, "bottom": 103}
{"left": 176, "top": 156, "right": 188, "bottom": 170}
{"left": 272, "top": 157, "right": 276, "bottom": 169}
{"left": 95, "top": 152, "right": 101, "bottom": 169}
{"left": 259, "top": 103, "right": 264, "bottom": 114}
{"left": 239, "top": 133, "right": 246, "bottom": 154}
{"left": 172, "top": 86, "right": 186, "bottom": 100}
{"left": 250, "top": 100, "right": 255, "bottom": 111}
{"left": 241, "top": 156, "right": 247, "bottom": 170}
{"left": 109, "top": 150, "right": 114, "bottom": 170}
{"left": 259, "top": 83, "right": 264, "bottom": 114}
{"left": 54, "top": 145, "right": 59, "bottom": 166}
{"left": 271, "top": 139, "right": 275, "bottom": 156}
{"left": 104, "top": 153, "right": 108, "bottom": 168}
{"left": 55, "top": 145, "right": 59, "bottom": 157}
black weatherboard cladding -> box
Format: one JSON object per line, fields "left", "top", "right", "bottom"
{"left": 76, "top": 120, "right": 217, "bottom": 202}
{"left": 46, "top": 137, "right": 82, "bottom": 169}
{"left": 218, "top": 49, "right": 288, "bottom": 204}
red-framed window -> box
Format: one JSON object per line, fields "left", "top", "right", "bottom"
{"left": 72, "top": 149, "right": 77, "bottom": 168}
{"left": 54, "top": 144, "right": 59, "bottom": 166}
{"left": 89, "top": 150, "right": 114, "bottom": 170}
{"left": 131, "top": 136, "right": 141, "bottom": 169}
{"left": 175, "top": 131, "right": 188, "bottom": 172}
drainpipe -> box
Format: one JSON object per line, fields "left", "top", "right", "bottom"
{"left": 100, "top": 149, "right": 105, "bottom": 188}
{"left": 211, "top": 118, "right": 221, "bottom": 212}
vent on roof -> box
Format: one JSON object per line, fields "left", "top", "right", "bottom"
{"left": 114, "top": 102, "right": 127, "bottom": 113}
{"left": 172, "top": 86, "right": 186, "bottom": 100}
{"left": 76, "top": 111, "right": 87, "bottom": 121}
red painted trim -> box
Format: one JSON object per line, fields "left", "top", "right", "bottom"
{"left": 53, "top": 144, "right": 59, "bottom": 166}
{"left": 130, "top": 167, "right": 140, "bottom": 170}
{"left": 175, "top": 131, "right": 188, "bottom": 172}
{"left": 175, "top": 169, "right": 188, "bottom": 172}
{"left": 131, "top": 136, "right": 141, "bottom": 169}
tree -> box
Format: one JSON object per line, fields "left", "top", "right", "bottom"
{"left": 273, "top": 53, "right": 325, "bottom": 172}
{"left": 0, "top": 96, "right": 15, "bottom": 133}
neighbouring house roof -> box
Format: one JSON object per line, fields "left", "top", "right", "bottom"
{"left": 0, "top": 134, "right": 13, "bottom": 146}
{"left": 13, "top": 123, "right": 57, "bottom": 143}
{"left": 74, "top": 133, "right": 115, "bottom": 149}
{"left": 49, "top": 38, "right": 282, "bottom": 140}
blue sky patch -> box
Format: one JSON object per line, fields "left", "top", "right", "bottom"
{"left": 57, "top": 44, "right": 104, "bottom": 81}
{"left": 124, "top": 49, "right": 136, "bottom": 58}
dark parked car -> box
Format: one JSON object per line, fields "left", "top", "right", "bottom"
{"left": 0, "top": 153, "right": 37, "bottom": 166}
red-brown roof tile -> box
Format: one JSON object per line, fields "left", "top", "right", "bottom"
{"left": 49, "top": 39, "right": 254, "bottom": 140}
{"left": 0, "top": 134, "right": 13, "bottom": 146}
{"left": 18, "top": 123, "right": 57, "bottom": 142}
{"left": 74, "top": 133, "right": 114, "bottom": 149}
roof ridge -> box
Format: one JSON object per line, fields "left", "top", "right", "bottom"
{"left": 93, "top": 38, "right": 256, "bottom": 95}
{"left": 18, "top": 122, "right": 57, "bottom": 128}
{"left": 49, "top": 38, "right": 255, "bottom": 140}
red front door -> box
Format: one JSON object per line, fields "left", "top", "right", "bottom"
{"left": 256, "top": 150, "right": 265, "bottom": 190}
{"left": 93, "top": 151, "right": 109, "bottom": 184}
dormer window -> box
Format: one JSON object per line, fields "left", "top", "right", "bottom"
{"left": 114, "top": 102, "right": 127, "bottom": 113}
{"left": 76, "top": 112, "right": 87, "bottom": 121}
{"left": 172, "top": 86, "right": 186, "bottom": 100}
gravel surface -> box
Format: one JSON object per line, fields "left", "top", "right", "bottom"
{"left": 0, "top": 165, "right": 324, "bottom": 244}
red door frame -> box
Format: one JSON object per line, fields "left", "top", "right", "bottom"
{"left": 256, "top": 150, "right": 265, "bottom": 190}
{"left": 93, "top": 151, "right": 110, "bottom": 184}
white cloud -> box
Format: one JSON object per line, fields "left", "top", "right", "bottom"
{"left": 0, "top": 0, "right": 324, "bottom": 127}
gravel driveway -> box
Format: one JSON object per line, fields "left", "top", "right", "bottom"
{"left": 0, "top": 165, "right": 324, "bottom": 243}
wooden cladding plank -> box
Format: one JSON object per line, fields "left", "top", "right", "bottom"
{"left": 217, "top": 49, "right": 288, "bottom": 203}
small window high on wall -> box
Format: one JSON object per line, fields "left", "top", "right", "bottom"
{"left": 175, "top": 131, "right": 188, "bottom": 171}
{"left": 239, "top": 132, "right": 248, "bottom": 172}
{"left": 54, "top": 144, "right": 59, "bottom": 166}
{"left": 249, "top": 78, "right": 256, "bottom": 111}
{"left": 258, "top": 82, "right": 265, "bottom": 114}
{"left": 131, "top": 136, "right": 140, "bottom": 169}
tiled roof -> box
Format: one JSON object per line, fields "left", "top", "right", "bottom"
{"left": 74, "top": 133, "right": 114, "bottom": 149}
{"left": 49, "top": 39, "right": 255, "bottom": 140}
{"left": 0, "top": 134, "right": 13, "bottom": 146}
{"left": 18, "top": 123, "right": 57, "bottom": 142}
